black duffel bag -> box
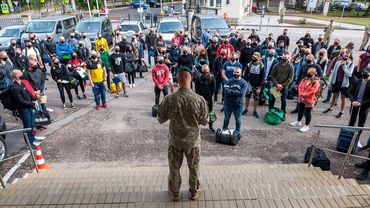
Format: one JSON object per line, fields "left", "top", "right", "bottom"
{"left": 215, "top": 128, "right": 241, "bottom": 146}
{"left": 304, "top": 145, "right": 331, "bottom": 171}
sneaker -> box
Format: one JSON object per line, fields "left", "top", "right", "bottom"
{"left": 103, "top": 103, "right": 107, "bottom": 109}
{"left": 290, "top": 108, "right": 299, "bottom": 114}
{"left": 323, "top": 108, "right": 333, "bottom": 114}
{"left": 132, "top": 84, "right": 136, "bottom": 88}
{"left": 299, "top": 125, "right": 310, "bottom": 132}
{"left": 128, "top": 84, "right": 132, "bottom": 88}
{"left": 168, "top": 191, "right": 180, "bottom": 201}
{"left": 96, "top": 104, "right": 101, "bottom": 110}
{"left": 336, "top": 112, "right": 343, "bottom": 118}
{"left": 71, "top": 103, "right": 76, "bottom": 109}
{"left": 208, "top": 126, "right": 216, "bottom": 133}
{"left": 115, "top": 94, "right": 120, "bottom": 98}
{"left": 356, "top": 170, "right": 369, "bottom": 181}
{"left": 83, "top": 94, "right": 87, "bottom": 99}
{"left": 242, "top": 109, "right": 248, "bottom": 115}
{"left": 190, "top": 191, "right": 200, "bottom": 200}
{"left": 47, "top": 108, "right": 54, "bottom": 112}
{"left": 289, "top": 121, "right": 302, "bottom": 127}
{"left": 35, "top": 136, "right": 45, "bottom": 141}
{"left": 123, "top": 94, "right": 129, "bottom": 97}
{"left": 76, "top": 95, "right": 82, "bottom": 100}
{"left": 62, "top": 104, "right": 67, "bottom": 109}
{"left": 252, "top": 111, "right": 259, "bottom": 118}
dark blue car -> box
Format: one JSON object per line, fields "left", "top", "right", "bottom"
{"left": 131, "top": 1, "right": 150, "bottom": 9}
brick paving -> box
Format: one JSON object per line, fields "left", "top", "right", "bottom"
{"left": 1, "top": 164, "right": 370, "bottom": 207}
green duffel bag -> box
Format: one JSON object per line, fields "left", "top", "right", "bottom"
{"left": 264, "top": 107, "right": 285, "bottom": 125}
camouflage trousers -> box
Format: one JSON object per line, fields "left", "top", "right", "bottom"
{"left": 168, "top": 145, "right": 201, "bottom": 195}
{"left": 360, "top": 33, "right": 369, "bottom": 49}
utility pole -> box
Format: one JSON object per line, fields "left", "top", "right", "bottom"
{"left": 87, "top": 0, "right": 92, "bottom": 17}
{"left": 96, "top": 0, "right": 100, "bottom": 16}
{"left": 71, "top": 0, "right": 76, "bottom": 11}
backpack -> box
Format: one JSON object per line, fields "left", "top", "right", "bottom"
{"left": 308, "top": 78, "right": 327, "bottom": 105}
{"left": 264, "top": 107, "right": 285, "bottom": 125}
{"left": 304, "top": 145, "right": 331, "bottom": 171}
{"left": 0, "top": 85, "right": 16, "bottom": 111}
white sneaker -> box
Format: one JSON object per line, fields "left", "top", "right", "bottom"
{"left": 35, "top": 136, "right": 46, "bottom": 141}
{"left": 47, "top": 108, "right": 54, "bottom": 112}
{"left": 299, "top": 125, "right": 310, "bottom": 132}
{"left": 289, "top": 121, "right": 302, "bottom": 127}
{"left": 132, "top": 84, "right": 136, "bottom": 88}
{"left": 128, "top": 84, "right": 132, "bottom": 88}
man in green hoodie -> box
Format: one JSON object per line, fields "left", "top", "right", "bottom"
{"left": 99, "top": 44, "right": 111, "bottom": 91}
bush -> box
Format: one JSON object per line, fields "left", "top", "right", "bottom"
{"left": 298, "top": 18, "right": 306, "bottom": 24}
{"left": 77, "top": 0, "right": 104, "bottom": 10}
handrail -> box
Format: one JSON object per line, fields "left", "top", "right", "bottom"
{"left": 308, "top": 124, "right": 370, "bottom": 180}
{"left": 0, "top": 128, "right": 39, "bottom": 188}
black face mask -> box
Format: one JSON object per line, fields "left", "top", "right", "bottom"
{"left": 60, "top": 41, "right": 65, "bottom": 44}
{"left": 342, "top": 57, "right": 348, "bottom": 61}
{"left": 318, "top": 38, "right": 323, "bottom": 41}
{"left": 319, "top": 52, "right": 324, "bottom": 56}
{"left": 11, "top": 43, "right": 16, "bottom": 46}
{"left": 79, "top": 44, "right": 84, "bottom": 47}
{"left": 70, "top": 36, "right": 74, "bottom": 39}
{"left": 16, "top": 52, "right": 21, "bottom": 56}
{"left": 91, "top": 55, "right": 97, "bottom": 59}
{"left": 100, "top": 49, "right": 105, "bottom": 52}
{"left": 82, "top": 35, "right": 86, "bottom": 38}
{"left": 252, "top": 59, "right": 258, "bottom": 63}
{"left": 30, "top": 37, "right": 35, "bottom": 40}
{"left": 306, "top": 74, "right": 313, "bottom": 78}
{"left": 233, "top": 74, "right": 240, "bottom": 79}
{"left": 268, "top": 54, "right": 274, "bottom": 58}
{"left": 72, "top": 55, "right": 76, "bottom": 58}
{"left": 3, "top": 57, "right": 8, "bottom": 62}
{"left": 115, "top": 49, "right": 119, "bottom": 53}
{"left": 246, "top": 43, "right": 251, "bottom": 46}
{"left": 26, "top": 45, "right": 32, "bottom": 48}
{"left": 224, "top": 41, "right": 228, "bottom": 45}
{"left": 31, "top": 65, "right": 38, "bottom": 70}
{"left": 231, "top": 59, "right": 236, "bottom": 62}
{"left": 221, "top": 53, "right": 226, "bottom": 57}
{"left": 158, "top": 60, "right": 164, "bottom": 65}
{"left": 367, "top": 49, "right": 370, "bottom": 53}
{"left": 282, "top": 58, "right": 288, "bottom": 63}
{"left": 334, "top": 42, "right": 339, "bottom": 45}
{"left": 362, "top": 72, "right": 369, "bottom": 79}
{"left": 306, "top": 60, "right": 312, "bottom": 64}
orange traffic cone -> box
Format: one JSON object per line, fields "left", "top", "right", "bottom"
{"left": 35, "top": 145, "right": 49, "bottom": 170}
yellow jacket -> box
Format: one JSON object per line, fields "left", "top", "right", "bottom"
{"left": 95, "top": 38, "right": 109, "bottom": 52}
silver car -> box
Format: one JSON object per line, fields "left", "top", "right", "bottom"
{"left": 0, "top": 25, "right": 25, "bottom": 50}
{"left": 119, "top": 21, "right": 147, "bottom": 43}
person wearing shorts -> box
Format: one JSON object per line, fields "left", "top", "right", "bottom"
{"left": 110, "top": 46, "right": 128, "bottom": 98}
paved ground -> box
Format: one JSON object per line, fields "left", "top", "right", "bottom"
{"left": 0, "top": 25, "right": 369, "bottom": 184}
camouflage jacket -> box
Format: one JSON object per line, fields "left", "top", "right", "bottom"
{"left": 157, "top": 88, "right": 208, "bottom": 148}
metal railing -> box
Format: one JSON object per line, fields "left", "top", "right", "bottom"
{"left": 0, "top": 128, "right": 39, "bottom": 188}
{"left": 308, "top": 124, "right": 370, "bottom": 179}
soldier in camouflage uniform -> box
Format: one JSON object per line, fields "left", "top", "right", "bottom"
{"left": 324, "top": 20, "right": 334, "bottom": 45}
{"left": 157, "top": 66, "right": 208, "bottom": 201}
{"left": 359, "top": 24, "right": 370, "bottom": 51}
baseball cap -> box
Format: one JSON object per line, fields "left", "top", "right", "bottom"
{"left": 177, "top": 66, "right": 193, "bottom": 76}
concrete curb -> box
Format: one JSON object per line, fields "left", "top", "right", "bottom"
{"left": 233, "top": 24, "right": 365, "bottom": 31}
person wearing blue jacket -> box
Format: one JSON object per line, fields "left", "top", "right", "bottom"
{"left": 56, "top": 36, "right": 74, "bottom": 65}
{"left": 201, "top": 28, "right": 211, "bottom": 47}
{"left": 222, "top": 67, "right": 250, "bottom": 135}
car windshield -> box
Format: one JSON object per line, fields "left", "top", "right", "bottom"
{"left": 26, "top": 21, "right": 55, "bottom": 33}
{"left": 201, "top": 18, "right": 228, "bottom": 29}
{"left": 0, "top": 28, "right": 19, "bottom": 37}
{"left": 121, "top": 24, "right": 140, "bottom": 32}
{"left": 158, "top": 22, "right": 183, "bottom": 33}
{"left": 76, "top": 22, "right": 100, "bottom": 33}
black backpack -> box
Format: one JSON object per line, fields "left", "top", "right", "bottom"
{"left": 304, "top": 145, "right": 331, "bottom": 171}
{"left": 0, "top": 85, "right": 16, "bottom": 111}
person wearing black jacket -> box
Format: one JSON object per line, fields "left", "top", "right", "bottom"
{"left": 177, "top": 46, "right": 194, "bottom": 70}
{"left": 349, "top": 67, "right": 370, "bottom": 180}
{"left": 234, "top": 33, "right": 246, "bottom": 53}
{"left": 296, "top": 32, "right": 314, "bottom": 48}
{"left": 10, "top": 69, "right": 37, "bottom": 148}
{"left": 76, "top": 41, "right": 89, "bottom": 62}
{"left": 50, "top": 57, "right": 75, "bottom": 109}
{"left": 6, "top": 39, "right": 20, "bottom": 62}
{"left": 110, "top": 46, "right": 128, "bottom": 97}
{"left": 195, "top": 64, "right": 216, "bottom": 133}
{"left": 145, "top": 28, "right": 157, "bottom": 66}
{"left": 311, "top": 34, "right": 328, "bottom": 58}
{"left": 44, "top": 34, "right": 56, "bottom": 57}
{"left": 212, "top": 49, "right": 227, "bottom": 102}
{"left": 240, "top": 39, "right": 254, "bottom": 68}
{"left": 13, "top": 48, "right": 28, "bottom": 72}
{"left": 277, "top": 29, "right": 290, "bottom": 50}
{"left": 206, "top": 37, "right": 219, "bottom": 75}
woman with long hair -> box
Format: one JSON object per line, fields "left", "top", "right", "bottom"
{"left": 316, "top": 48, "right": 328, "bottom": 75}
{"left": 124, "top": 45, "right": 137, "bottom": 88}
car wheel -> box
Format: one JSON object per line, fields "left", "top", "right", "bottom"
{"left": 0, "top": 136, "right": 7, "bottom": 164}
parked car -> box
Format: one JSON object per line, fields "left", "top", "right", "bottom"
{"left": 21, "top": 15, "right": 77, "bottom": 46}
{"left": 131, "top": 1, "right": 150, "bottom": 9}
{"left": 75, "top": 16, "right": 113, "bottom": 49}
{"left": 0, "top": 25, "right": 25, "bottom": 50}
{"left": 119, "top": 21, "right": 147, "bottom": 42}
{"left": 353, "top": 1, "right": 369, "bottom": 11}
{"left": 0, "top": 116, "right": 7, "bottom": 163}
{"left": 191, "top": 14, "right": 231, "bottom": 42}
{"left": 157, "top": 17, "right": 184, "bottom": 49}
{"left": 146, "top": 0, "right": 160, "bottom": 7}
{"left": 332, "top": 0, "right": 353, "bottom": 11}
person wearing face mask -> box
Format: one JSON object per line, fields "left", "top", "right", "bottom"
{"left": 275, "top": 40, "right": 286, "bottom": 61}
{"left": 6, "top": 39, "right": 19, "bottom": 62}
{"left": 99, "top": 44, "right": 111, "bottom": 90}
{"left": 240, "top": 39, "right": 255, "bottom": 67}
{"left": 328, "top": 38, "right": 342, "bottom": 60}
{"left": 44, "top": 34, "right": 56, "bottom": 59}
{"left": 0, "top": 51, "right": 13, "bottom": 80}
{"left": 13, "top": 48, "right": 28, "bottom": 72}
{"left": 297, "top": 32, "right": 314, "bottom": 48}
{"left": 124, "top": 45, "right": 136, "bottom": 88}
{"left": 51, "top": 57, "right": 75, "bottom": 109}
{"left": 277, "top": 29, "right": 290, "bottom": 50}
{"left": 348, "top": 67, "right": 370, "bottom": 181}
{"left": 290, "top": 68, "right": 321, "bottom": 132}
{"left": 243, "top": 52, "right": 265, "bottom": 118}
{"left": 354, "top": 46, "right": 370, "bottom": 80}
{"left": 323, "top": 51, "right": 354, "bottom": 118}
{"left": 76, "top": 41, "right": 89, "bottom": 62}
{"left": 234, "top": 33, "right": 246, "bottom": 53}
{"left": 74, "top": 31, "right": 82, "bottom": 41}
{"left": 216, "top": 38, "right": 234, "bottom": 59}
{"left": 261, "top": 33, "right": 275, "bottom": 51}
{"left": 131, "top": 36, "right": 144, "bottom": 78}
{"left": 86, "top": 51, "right": 108, "bottom": 110}
{"left": 113, "top": 29, "right": 122, "bottom": 48}
{"left": 155, "top": 34, "right": 166, "bottom": 55}
{"left": 178, "top": 46, "right": 194, "bottom": 70}
{"left": 201, "top": 28, "right": 211, "bottom": 48}
{"left": 195, "top": 49, "right": 209, "bottom": 72}
{"left": 195, "top": 64, "right": 216, "bottom": 133}
{"left": 81, "top": 32, "right": 92, "bottom": 50}
{"left": 169, "top": 42, "right": 181, "bottom": 78}
{"left": 68, "top": 32, "right": 78, "bottom": 48}
{"left": 260, "top": 41, "right": 277, "bottom": 60}
{"left": 222, "top": 67, "right": 250, "bottom": 136}
{"left": 180, "top": 32, "right": 191, "bottom": 47}
{"left": 262, "top": 49, "right": 278, "bottom": 102}
{"left": 56, "top": 36, "right": 74, "bottom": 65}
{"left": 229, "top": 32, "right": 239, "bottom": 48}
{"left": 316, "top": 49, "right": 328, "bottom": 75}
{"left": 192, "top": 38, "right": 205, "bottom": 57}
{"left": 95, "top": 32, "right": 109, "bottom": 52}
{"left": 213, "top": 49, "right": 228, "bottom": 102}
{"left": 152, "top": 56, "right": 170, "bottom": 106}
{"left": 311, "top": 34, "right": 328, "bottom": 58}
{"left": 22, "top": 40, "right": 43, "bottom": 67}
{"left": 269, "top": 52, "right": 294, "bottom": 114}
{"left": 206, "top": 37, "right": 219, "bottom": 72}
{"left": 247, "top": 29, "right": 260, "bottom": 45}
{"left": 146, "top": 28, "right": 157, "bottom": 66}
{"left": 28, "top": 33, "right": 41, "bottom": 52}
{"left": 222, "top": 52, "right": 242, "bottom": 81}
{"left": 110, "top": 46, "right": 128, "bottom": 98}
{"left": 67, "top": 52, "right": 86, "bottom": 100}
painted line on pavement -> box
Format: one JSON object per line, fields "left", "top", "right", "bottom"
{"left": 3, "top": 152, "right": 30, "bottom": 183}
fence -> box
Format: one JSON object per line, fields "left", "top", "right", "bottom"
{"left": 0, "top": 128, "right": 39, "bottom": 188}
{"left": 308, "top": 124, "right": 370, "bottom": 180}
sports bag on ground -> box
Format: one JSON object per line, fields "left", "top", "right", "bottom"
{"left": 34, "top": 104, "right": 51, "bottom": 127}
{"left": 110, "top": 82, "right": 122, "bottom": 93}
{"left": 152, "top": 105, "right": 158, "bottom": 117}
{"left": 264, "top": 107, "right": 285, "bottom": 125}
{"left": 336, "top": 128, "right": 361, "bottom": 153}
{"left": 215, "top": 128, "right": 241, "bottom": 146}
{"left": 304, "top": 145, "right": 331, "bottom": 171}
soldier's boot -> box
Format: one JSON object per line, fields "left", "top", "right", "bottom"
{"left": 190, "top": 184, "right": 202, "bottom": 200}
{"left": 168, "top": 179, "right": 181, "bottom": 201}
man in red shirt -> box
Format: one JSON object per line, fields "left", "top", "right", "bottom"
{"left": 216, "top": 37, "right": 235, "bottom": 59}
{"left": 152, "top": 56, "right": 170, "bottom": 105}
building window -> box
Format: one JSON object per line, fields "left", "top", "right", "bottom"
{"left": 209, "top": 0, "right": 222, "bottom": 7}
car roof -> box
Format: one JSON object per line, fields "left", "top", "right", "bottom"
{"left": 120, "top": 21, "right": 141, "bottom": 25}
{"left": 160, "top": 17, "right": 181, "bottom": 23}
{"left": 32, "top": 15, "right": 75, "bottom": 21}
{"left": 193, "top": 14, "right": 224, "bottom": 19}
{"left": 3, "top": 25, "right": 26, "bottom": 29}
{"left": 80, "top": 16, "right": 108, "bottom": 22}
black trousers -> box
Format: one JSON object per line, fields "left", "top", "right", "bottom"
{"left": 155, "top": 86, "right": 169, "bottom": 105}
{"left": 349, "top": 106, "right": 369, "bottom": 128}
{"left": 57, "top": 83, "right": 73, "bottom": 104}
{"left": 297, "top": 102, "right": 312, "bottom": 125}
{"left": 136, "top": 59, "right": 143, "bottom": 78}
{"left": 214, "top": 76, "right": 222, "bottom": 102}
{"left": 127, "top": 72, "right": 135, "bottom": 84}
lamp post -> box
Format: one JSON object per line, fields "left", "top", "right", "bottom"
{"left": 87, "top": 0, "right": 92, "bottom": 17}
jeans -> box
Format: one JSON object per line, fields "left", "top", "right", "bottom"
{"left": 18, "top": 108, "right": 36, "bottom": 146}
{"left": 297, "top": 102, "right": 312, "bottom": 125}
{"left": 269, "top": 86, "right": 288, "bottom": 114}
{"left": 222, "top": 105, "right": 243, "bottom": 133}
{"left": 92, "top": 82, "right": 106, "bottom": 106}
{"left": 155, "top": 86, "right": 169, "bottom": 105}
{"left": 148, "top": 49, "right": 156, "bottom": 66}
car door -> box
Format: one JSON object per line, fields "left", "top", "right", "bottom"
{"left": 54, "top": 21, "right": 63, "bottom": 40}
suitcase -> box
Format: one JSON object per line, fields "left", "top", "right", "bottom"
{"left": 336, "top": 128, "right": 360, "bottom": 153}
{"left": 215, "top": 128, "right": 241, "bottom": 145}
{"left": 152, "top": 105, "right": 158, "bottom": 117}
{"left": 304, "top": 145, "right": 331, "bottom": 171}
